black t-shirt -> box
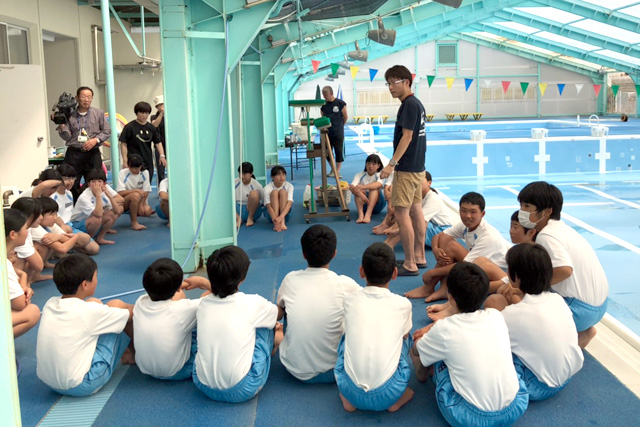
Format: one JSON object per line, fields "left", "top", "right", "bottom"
{"left": 320, "top": 98, "right": 347, "bottom": 138}
{"left": 393, "top": 95, "right": 427, "bottom": 172}
{"left": 150, "top": 113, "right": 165, "bottom": 147}
{"left": 119, "top": 121, "right": 160, "bottom": 169}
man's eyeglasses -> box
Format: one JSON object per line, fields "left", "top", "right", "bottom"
{"left": 385, "top": 79, "right": 406, "bottom": 87}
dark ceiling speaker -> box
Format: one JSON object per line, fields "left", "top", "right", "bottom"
{"left": 348, "top": 41, "right": 369, "bottom": 61}
{"left": 367, "top": 17, "right": 396, "bottom": 47}
{"left": 433, "top": 0, "right": 463, "bottom": 7}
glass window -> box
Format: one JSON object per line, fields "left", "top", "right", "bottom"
{"left": 7, "top": 26, "right": 29, "bottom": 64}
{"left": 0, "top": 23, "right": 9, "bottom": 64}
{"left": 437, "top": 44, "right": 456, "bottom": 65}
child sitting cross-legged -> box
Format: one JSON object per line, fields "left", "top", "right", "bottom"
{"left": 134, "top": 258, "right": 202, "bottom": 380}
{"left": 411, "top": 262, "right": 529, "bottom": 427}
{"left": 11, "top": 197, "right": 50, "bottom": 284}
{"left": 36, "top": 254, "right": 135, "bottom": 396}
{"left": 183, "top": 246, "right": 284, "bottom": 403}
{"left": 116, "top": 154, "right": 154, "bottom": 231}
{"left": 485, "top": 243, "right": 583, "bottom": 401}
{"left": 334, "top": 243, "right": 414, "bottom": 412}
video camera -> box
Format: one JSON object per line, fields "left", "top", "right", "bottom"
{"left": 51, "top": 92, "right": 77, "bottom": 125}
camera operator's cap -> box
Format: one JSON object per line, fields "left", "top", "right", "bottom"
{"left": 154, "top": 95, "right": 164, "bottom": 106}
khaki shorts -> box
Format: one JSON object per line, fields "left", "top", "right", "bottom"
{"left": 391, "top": 171, "right": 424, "bottom": 208}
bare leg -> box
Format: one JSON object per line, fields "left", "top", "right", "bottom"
{"left": 362, "top": 190, "right": 379, "bottom": 224}
{"left": 355, "top": 194, "right": 365, "bottom": 223}
{"left": 427, "top": 301, "right": 457, "bottom": 322}
{"left": 106, "top": 299, "right": 135, "bottom": 363}
{"left": 410, "top": 202, "right": 426, "bottom": 265}
{"left": 339, "top": 393, "right": 357, "bottom": 412}
{"left": 124, "top": 193, "right": 146, "bottom": 231}
{"left": 246, "top": 190, "right": 260, "bottom": 227}
{"left": 411, "top": 347, "right": 429, "bottom": 383}
{"left": 74, "top": 232, "right": 100, "bottom": 255}
{"left": 395, "top": 206, "right": 417, "bottom": 271}
{"left": 278, "top": 190, "right": 288, "bottom": 230}
{"left": 474, "top": 257, "right": 508, "bottom": 294}
{"left": 269, "top": 190, "right": 280, "bottom": 231}
{"left": 272, "top": 323, "right": 284, "bottom": 356}
{"left": 95, "top": 211, "right": 116, "bottom": 245}
{"left": 425, "top": 276, "right": 449, "bottom": 303}
{"left": 387, "top": 387, "right": 414, "bottom": 412}
{"left": 160, "top": 199, "right": 170, "bottom": 221}
{"left": 26, "top": 252, "right": 51, "bottom": 283}
{"left": 578, "top": 327, "right": 597, "bottom": 348}
{"left": 484, "top": 294, "right": 508, "bottom": 311}
{"left": 12, "top": 305, "right": 41, "bottom": 338}
{"left": 405, "top": 267, "right": 446, "bottom": 299}
{"left": 383, "top": 233, "right": 401, "bottom": 248}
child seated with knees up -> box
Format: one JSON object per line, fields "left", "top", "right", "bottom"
{"left": 235, "top": 162, "right": 264, "bottom": 228}
{"left": 4, "top": 209, "right": 41, "bottom": 339}
{"left": 372, "top": 172, "right": 394, "bottom": 235}
{"left": 184, "top": 246, "right": 283, "bottom": 403}
{"left": 36, "top": 254, "right": 134, "bottom": 397}
{"left": 17, "top": 168, "right": 64, "bottom": 200}
{"left": 134, "top": 258, "right": 202, "bottom": 380}
{"left": 11, "top": 197, "right": 50, "bottom": 284}
{"left": 277, "top": 225, "right": 360, "bottom": 383}
{"left": 485, "top": 244, "right": 583, "bottom": 401}
{"left": 334, "top": 243, "right": 414, "bottom": 412}
{"left": 349, "top": 154, "right": 386, "bottom": 224}
{"left": 263, "top": 165, "right": 293, "bottom": 232}
{"left": 116, "top": 154, "right": 153, "bottom": 231}
{"left": 70, "top": 169, "right": 120, "bottom": 245}
{"left": 518, "top": 181, "right": 608, "bottom": 348}
{"left": 412, "top": 262, "right": 528, "bottom": 427}
{"left": 405, "top": 192, "right": 511, "bottom": 304}
{"left": 155, "top": 177, "right": 170, "bottom": 226}
{"left": 51, "top": 164, "right": 79, "bottom": 233}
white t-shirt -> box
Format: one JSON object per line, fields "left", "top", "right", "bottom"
{"left": 36, "top": 297, "right": 130, "bottom": 390}
{"left": 422, "top": 191, "right": 459, "bottom": 227}
{"left": 351, "top": 171, "right": 381, "bottom": 187}
{"left": 416, "top": 309, "right": 519, "bottom": 412}
{"left": 133, "top": 295, "right": 200, "bottom": 378}
{"left": 31, "top": 224, "right": 65, "bottom": 243}
{"left": 158, "top": 178, "right": 168, "bottom": 195}
{"left": 263, "top": 181, "right": 294, "bottom": 205}
{"left": 117, "top": 169, "right": 151, "bottom": 192}
{"left": 235, "top": 178, "right": 264, "bottom": 206}
{"left": 501, "top": 292, "right": 583, "bottom": 387}
{"left": 277, "top": 268, "right": 361, "bottom": 380}
{"left": 444, "top": 219, "right": 511, "bottom": 269}
{"left": 536, "top": 220, "right": 609, "bottom": 306}
{"left": 71, "top": 187, "right": 113, "bottom": 223}
{"left": 51, "top": 190, "right": 75, "bottom": 223}
{"left": 343, "top": 286, "right": 412, "bottom": 391}
{"left": 14, "top": 229, "right": 35, "bottom": 258}
{"left": 195, "top": 292, "right": 277, "bottom": 389}
{"left": 7, "top": 260, "right": 23, "bottom": 301}
{"left": 16, "top": 187, "right": 35, "bottom": 199}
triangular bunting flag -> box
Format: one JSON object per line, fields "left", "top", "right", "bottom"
{"left": 484, "top": 80, "right": 492, "bottom": 88}
{"left": 539, "top": 83, "right": 548, "bottom": 97}
{"left": 636, "top": 84, "right": 640, "bottom": 96}
{"left": 593, "top": 84, "right": 602, "bottom": 97}
{"left": 350, "top": 66, "right": 359, "bottom": 80}
{"left": 464, "top": 78, "right": 473, "bottom": 92}
{"left": 330, "top": 63, "right": 339, "bottom": 76}
{"left": 427, "top": 75, "right": 436, "bottom": 87}
{"left": 337, "top": 84, "right": 343, "bottom": 100}
{"left": 501, "top": 81, "right": 511, "bottom": 94}
{"left": 369, "top": 68, "right": 378, "bottom": 82}
{"left": 311, "top": 60, "right": 320, "bottom": 74}
{"left": 611, "top": 85, "right": 620, "bottom": 98}
{"left": 557, "top": 83, "right": 565, "bottom": 96}
{"left": 446, "top": 77, "right": 455, "bottom": 90}
{"left": 575, "top": 83, "right": 584, "bottom": 95}
{"left": 520, "top": 82, "right": 529, "bottom": 94}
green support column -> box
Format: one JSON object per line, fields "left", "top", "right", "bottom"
{"left": 159, "top": 0, "right": 279, "bottom": 271}
{"left": 275, "top": 83, "right": 286, "bottom": 149}
{"left": 262, "top": 76, "right": 279, "bottom": 170}
{"left": 241, "top": 61, "right": 267, "bottom": 183}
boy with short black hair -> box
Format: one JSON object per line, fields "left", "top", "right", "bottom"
{"left": 52, "top": 164, "right": 79, "bottom": 233}
{"left": 412, "top": 262, "right": 528, "bottom": 426}
{"left": 485, "top": 244, "right": 583, "bottom": 401}
{"left": 517, "top": 181, "right": 608, "bottom": 348}
{"left": 36, "top": 254, "right": 134, "bottom": 396}
{"left": 263, "top": 165, "right": 293, "bottom": 232}
{"left": 277, "top": 225, "right": 360, "bottom": 383}
{"left": 184, "top": 246, "right": 283, "bottom": 403}
{"left": 116, "top": 154, "right": 154, "bottom": 231}
{"left": 133, "top": 258, "right": 200, "bottom": 380}
{"left": 334, "top": 243, "right": 414, "bottom": 412}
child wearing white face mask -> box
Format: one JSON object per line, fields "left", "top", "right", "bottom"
{"left": 517, "top": 181, "right": 608, "bottom": 349}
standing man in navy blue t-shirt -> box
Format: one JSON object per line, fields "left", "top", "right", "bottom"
{"left": 320, "top": 86, "right": 348, "bottom": 178}
{"left": 379, "top": 65, "right": 427, "bottom": 276}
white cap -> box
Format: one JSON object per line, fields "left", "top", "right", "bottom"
{"left": 154, "top": 95, "right": 164, "bottom": 106}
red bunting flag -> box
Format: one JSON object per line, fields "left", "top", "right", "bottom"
{"left": 593, "top": 84, "right": 602, "bottom": 97}
{"left": 501, "top": 81, "right": 511, "bottom": 94}
{"left": 311, "top": 60, "right": 320, "bottom": 74}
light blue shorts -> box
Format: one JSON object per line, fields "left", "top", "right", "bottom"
{"left": 70, "top": 220, "right": 87, "bottom": 233}
{"left": 362, "top": 190, "right": 386, "bottom": 215}
{"left": 426, "top": 223, "right": 452, "bottom": 248}
{"left": 263, "top": 206, "right": 291, "bottom": 223}
{"left": 193, "top": 327, "right": 274, "bottom": 403}
{"left": 432, "top": 361, "right": 529, "bottom": 427}
{"left": 298, "top": 369, "right": 336, "bottom": 384}
{"left": 236, "top": 203, "right": 262, "bottom": 223}
{"left": 563, "top": 296, "right": 607, "bottom": 332}
{"left": 512, "top": 355, "right": 567, "bottom": 401}
{"left": 52, "top": 332, "right": 130, "bottom": 397}
{"left": 154, "top": 203, "right": 168, "bottom": 221}
{"left": 334, "top": 335, "right": 412, "bottom": 411}
{"left": 154, "top": 330, "right": 197, "bottom": 381}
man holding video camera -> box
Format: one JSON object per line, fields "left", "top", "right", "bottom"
{"left": 54, "top": 86, "right": 111, "bottom": 200}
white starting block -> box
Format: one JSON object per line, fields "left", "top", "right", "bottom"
{"left": 591, "top": 126, "right": 609, "bottom": 137}
{"left": 470, "top": 130, "right": 486, "bottom": 141}
{"left": 531, "top": 128, "right": 548, "bottom": 139}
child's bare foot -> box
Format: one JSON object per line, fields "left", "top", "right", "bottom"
{"left": 356, "top": 216, "right": 365, "bottom": 223}
{"left": 246, "top": 218, "right": 255, "bottom": 227}
{"left": 388, "top": 387, "right": 414, "bottom": 412}
{"left": 339, "top": 393, "right": 357, "bottom": 412}
{"left": 33, "top": 273, "right": 53, "bottom": 282}
{"left": 43, "top": 262, "right": 55, "bottom": 268}
{"left": 166, "top": 222, "right": 170, "bottom": 228}
{"left": 121, "top": 348, "right": 136, "bottom": 365}
{"left": 96, "top": 238, "right": 115, "bottom": 245}
{"left": 107, "top": 229, "right": 118, "bottom": 234}
{"left": 361, "top": 215, "right": 372, "bottom": 224}
{"left": 578, "top": 326, "right": 597, "bottom": 348}
{"left": 404, "top": 284, "right": 435, "bottom": 299}
{"left": 425, "top": 286, "right": 448, "bottom": 303}
{"left": 236, "top": 217, "right": 242, "bottom": 229}
{"left": 131, "top": 223, "right": 147, "bottom": 231}
{"left": 427, "top": 302, "right": 454, "bottom": 322}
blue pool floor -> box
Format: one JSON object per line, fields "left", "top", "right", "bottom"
{"left": 14, "top": 122, "right": 640, "bottom": 425}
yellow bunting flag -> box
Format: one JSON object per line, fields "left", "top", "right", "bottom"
{"left": 539, "top": 83, "right": 548, "bottom": 97}
{"left": 446, "top": 77, "right": 455, "bottom": 90}
{"left": 350, "top": 66, "right": 359, "bottom": 80}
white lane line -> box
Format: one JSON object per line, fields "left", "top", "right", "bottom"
{"left": 486, "top": 202, "right": 612, "bottom": 210}
{"left": 574, "top": 185, "right": 640, "bottom": 209}
{"left": 500, "top": 186, "right": 640, "bottom": 256}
